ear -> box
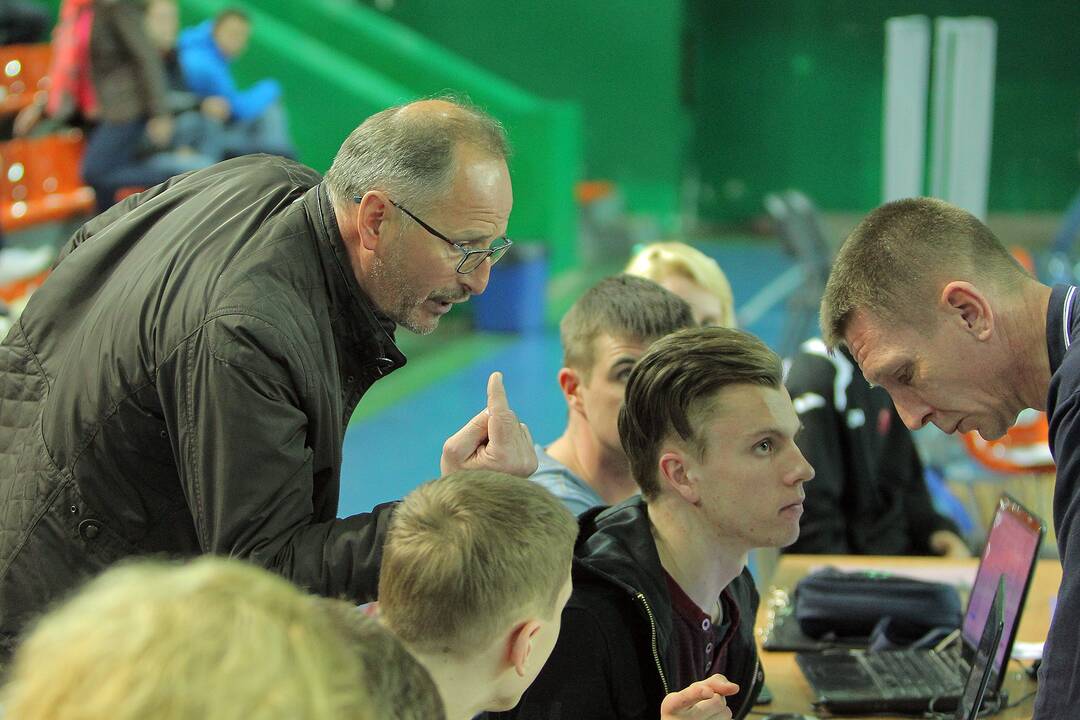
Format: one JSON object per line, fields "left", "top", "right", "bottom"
{"left": 355, "top": 191, "right": 392, "bottom": 253}
{"left": 940, "top": 281, "right": 994, "bottom": 340}
{"left": 557, "top": 367, "right": 585, "bottom": 414}
{"left": 507, "top": 619, "right": 541, "bottom": 677}
{"left": 657, "top": 449, "right": 700, "bottom": 505}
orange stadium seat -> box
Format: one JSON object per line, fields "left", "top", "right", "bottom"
{"left": 0, "top": 130, "right": 95, "bottom": 233}
{"left": 0, "top": 44, "right": 52, "bottom": 116}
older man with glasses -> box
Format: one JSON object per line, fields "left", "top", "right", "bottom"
{"left": 0, "top": 98, "right": 537, "bottom": 656}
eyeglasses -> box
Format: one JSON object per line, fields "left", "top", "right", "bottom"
{"left": 354, "top": 194, "right": 513, "bottom": 274}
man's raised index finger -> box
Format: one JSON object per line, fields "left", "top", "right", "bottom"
{"left": 486, "top": 371, "right": 511, "bottom": 414}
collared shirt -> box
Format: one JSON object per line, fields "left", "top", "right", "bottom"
{"left": 1035, "top": 284, "right": 1080, "bottom": 719}
{"left": 529, "top": 443, "right": 606, "bottom": 516}
{"left": 664, "top": 571, "right": 739, "bottom": 692}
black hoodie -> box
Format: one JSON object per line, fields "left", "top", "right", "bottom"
{"left": 488, "top": 497, "right": 763, "bottom": 720}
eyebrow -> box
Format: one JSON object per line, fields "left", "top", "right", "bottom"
{"left": 743, "top": 423, "right": 803, "bottom": 440}
{"left": 864, "top": 359, "right": 905, "bottom": 388}
{"left": 450, "top": 230, "right": 507, "bottom": 247}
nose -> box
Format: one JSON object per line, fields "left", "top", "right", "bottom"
{"left": 894, "top": 397, "right": 934, "bottom": 431}
{"left": 460, "top": 257, "right": 492, "bottom": 296}
{"left": 787, "top": 445, "right": 815, "bottom": 485}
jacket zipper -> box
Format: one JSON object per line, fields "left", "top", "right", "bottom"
{"left": 635, "top": 592, "right": 670, "bottom": 695}
{"left": 733, "top": 654, "right": 762, "bottom": 720}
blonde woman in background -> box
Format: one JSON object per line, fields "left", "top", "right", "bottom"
{"left": 625, "top": 241, "right": 737, "bottom": 327}
{"left": 1, "top": 557, "right": 443, "bottom": 720}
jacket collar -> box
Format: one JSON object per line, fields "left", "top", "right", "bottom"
{"left": 304, "top": 183, "right": 405, "bottom": 377}
{"left": 575, "top": 497, "right": 677, "bottom": 653}
{"left": 573, "top": 496, "right": 762, "bottom": 716}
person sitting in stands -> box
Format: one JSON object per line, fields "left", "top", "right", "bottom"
{"left": 81, "top": 0, "right": 218, "bottom": 212}
{"left": 178, "top": 7, "right": 296, "bottom": 159}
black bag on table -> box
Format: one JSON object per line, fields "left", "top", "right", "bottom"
{"left": 794, "top": 567, "right": 962, "bottom": 648}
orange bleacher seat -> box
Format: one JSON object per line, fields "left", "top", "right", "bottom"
{"left": 0, "top": 130, "right": 95, "bottom": 232}
{"left": 0, "top": 268, "right": 50, "bottom": 305}
{"left": 0, "top": 44, "right": 51, "bottom": 116}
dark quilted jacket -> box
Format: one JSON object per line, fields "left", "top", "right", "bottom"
{"left": 0, "top": 155, "right": 404, "bottom": 652}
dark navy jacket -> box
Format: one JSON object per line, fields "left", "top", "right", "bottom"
{"left": 1037, "top": 284, "right": 1080, "bottom": 718}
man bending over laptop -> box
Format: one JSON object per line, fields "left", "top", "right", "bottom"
{"left": 378, "top": 471, "right": 578, "bottom": 720}
{"left": 494, "top": 327, "right": 815, "bottom": 720}
{"left": 531, "top": 274, "right": 693, "bottom": 514}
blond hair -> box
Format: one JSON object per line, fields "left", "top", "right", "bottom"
{"left": 820, "top": 197, "right": 1028, "bottom": 349}
{"left": 625, "top": 241, "right": 737, "bottom": 327}
{"left": 379, "top": 471, "right": 577, "bottom": 656}
{"left": 2, "top": 558, "right": 376, "bottom": 720}
{"left": 318, "top": 600, "right": 446, "bottom": 720}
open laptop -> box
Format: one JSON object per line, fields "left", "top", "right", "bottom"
{"left": 954, "top": 575, "right": 1006, "bottom": 719}
{"left": 795, "top": 494, "right": 1044, "bottom": 715}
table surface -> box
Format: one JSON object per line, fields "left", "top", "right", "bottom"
{"left": 754, "top": 554, "right": 1062, "bottom": 720}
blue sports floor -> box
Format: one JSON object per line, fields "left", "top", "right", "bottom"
{"left": 338, "top": 240, "right": 796, "bottom": 516}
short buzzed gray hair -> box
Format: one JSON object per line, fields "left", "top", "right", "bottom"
{"left": 325, "top": 97, "right": 510, "bottom": 214}
{"left": 820, "top": 197, "right": 1028, "bottom": 349}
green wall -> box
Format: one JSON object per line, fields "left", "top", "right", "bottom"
{"left": 186, "top": 0, "right": 581, "bottom": 272}
{"left": 379, "top": 0, "right": 689, "bottom": 225}
{"left": 686, "top": 0, "right": 1080, "bottom": 221}
{"left": 35, "top": 0, "right": 582, "bottom": 272}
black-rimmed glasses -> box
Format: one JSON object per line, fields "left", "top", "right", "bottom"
{"left": 353, "top": 194, "right": 513, "bottom": 274}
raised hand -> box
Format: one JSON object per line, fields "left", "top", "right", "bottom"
{"left": 440, "top": 372, "right": 537, "bottom": 477}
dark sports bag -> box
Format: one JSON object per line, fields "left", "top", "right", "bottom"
{"left": 794, "top": 567, "right": 962, "bottom": 647}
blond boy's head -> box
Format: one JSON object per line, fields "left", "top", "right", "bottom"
{"left": 379, "top": 470, "right": 578, "bottom": 711}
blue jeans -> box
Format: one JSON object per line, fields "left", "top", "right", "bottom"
{"left": 82, "top": 118, "right": 218, "bottom": 213}
{"left": 221, "top": 101, "right": 296, "bottom": 159}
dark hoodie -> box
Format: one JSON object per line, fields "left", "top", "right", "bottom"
{"left": 488, "top": 497, "right": 763, "bottom": 720}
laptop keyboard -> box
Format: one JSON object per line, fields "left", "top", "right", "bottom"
{"left": 862, "top": 650, "right": 966, "bottom": 698}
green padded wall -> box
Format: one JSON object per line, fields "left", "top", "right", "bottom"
{"left": 685, "top": 0, "right": 1080, "bottom": 221}
{"left": 33, "top": 0, "right": 583, "bottom": 272}
{"left": 180, "top": 0, "right": 581, "bottom": 272}
{"left": 381, "top": 0, "right": 689, "bottom": 227}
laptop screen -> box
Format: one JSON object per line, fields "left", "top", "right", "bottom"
{"left": 955, "top": 575, "right": 1006, "bottom": 720}
{"left": 961, "top": 495, "right": 1044, "bottom": 680}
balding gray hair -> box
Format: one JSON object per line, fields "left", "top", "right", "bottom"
{"left": 324, "top": 98, "right": 510, "bottom": 215}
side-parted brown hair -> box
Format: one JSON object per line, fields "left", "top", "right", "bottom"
{"left": 1, "top": 557, "right": 377, "bottom": 719}
{"left": 619, "top": 326, "right": 782, "bottom": 499}
{"left": 560, "top": 274, "right": 694, "bottom": 375}
{"left": 318, "top": 600, "right": 446, "bottom": 720}
{"left": 379, "top": 471, "right": 577, "bottom": 657}
{"left": 820, "top": 197, "right": 1029, "bottom": 349}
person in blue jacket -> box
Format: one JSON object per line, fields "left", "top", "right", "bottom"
{"left": 178, "top": 7, "right": 296, "bottom": 159}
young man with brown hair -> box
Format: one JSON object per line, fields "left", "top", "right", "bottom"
{"left": 820, "top": 196, "right": 1074, "bottom": 719}
{"left": 379, "top": 470, "right": 578, "bottom": 720}
{"left": 498, "top": 326, "right": 814, "bottom": 720}
{"left": 532, "top": 275, "right": 694, "bottom": 514}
